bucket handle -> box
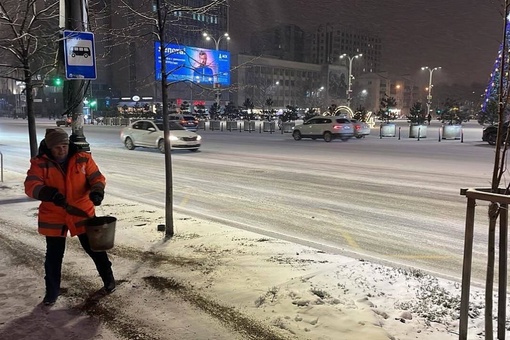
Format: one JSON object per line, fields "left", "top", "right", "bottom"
{"left": 98, "top": 205, "right": 107, "bottom": 216}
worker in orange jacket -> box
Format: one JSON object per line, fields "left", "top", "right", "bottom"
{"left": 25, "top": 128, "right": 115, "bottom": 306}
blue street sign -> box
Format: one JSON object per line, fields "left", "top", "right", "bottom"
{"left": 63, "top": 30, "right": 97, "bottom": 80}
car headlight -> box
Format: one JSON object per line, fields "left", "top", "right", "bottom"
{"left": 197, "top": 135, "right": 202, "bottom": 141}
{"left": 169, "top": 135, "right": 179, "bottom": 141}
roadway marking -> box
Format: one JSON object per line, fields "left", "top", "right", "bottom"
{"left": 340, "top": 230, "right": 360, "bottom": 249}
{"left": 319, "top": 208, "right": 361, "bottom": 249}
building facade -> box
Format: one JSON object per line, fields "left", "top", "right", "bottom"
{"left": 231, "top": 54, "right": 348, "bottom": 111}
{"left": 351, "top": 72, "right": 420, "bottom": 117}
{"left": 249, "top": 24, "right": 305, "bottom": 62}
{"left": 90, "top": 0, "right": 230, "bottom": 111}
{"left": 308, "top": 24, "right": 382, "bottom": 76}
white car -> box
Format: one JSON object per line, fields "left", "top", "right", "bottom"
{"left": 120, "top": 120, "right": 201, "bottom": 152}
{"left": 292, "top": 116, "right": 354, "bottom": 142}
{"left": 350, "top": 119, "right": 371, "bottom": 138}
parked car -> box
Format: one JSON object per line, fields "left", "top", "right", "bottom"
{"left": 120, "top": 119, "right": 201, "bottom": 153}
{"left": 350, "top": 119, "right": 371, "bottom": 138}
{"left": 292, "top": 116, "right": 354, "bottom": 142}
{"left": 168, "top": 114, "right": 199, "bottom": 131}
{"left": 482, "top": 122, "right": 509, "bottom": 145}
{"left": 56, "top": 116, "right": 72, "bottom": 127}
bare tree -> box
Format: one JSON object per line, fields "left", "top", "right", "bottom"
{"left": 103, "top": 0, "right": 227, "bottom": 237}
{"left": 0, "top": 0, "right": 60, "bottom": 157}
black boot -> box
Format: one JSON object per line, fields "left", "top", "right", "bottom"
{"left": 43, "top": 293, "right": 58, "bottom": 306}
{"left": 103, "top": 271, "right": 116, "bottom": 294}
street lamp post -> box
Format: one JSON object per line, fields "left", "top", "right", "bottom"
{"left": 202, "top": 32, "right": 230, "bottom": 107}
{"left": 421, "top": 66, "right": 441, "bottom": 118}
{"left": 340, "top": 53, "right": 363, "bottom": 108}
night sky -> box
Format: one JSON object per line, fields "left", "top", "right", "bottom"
{"left": 229, "top": 0, "right": 503, "bottom": 87}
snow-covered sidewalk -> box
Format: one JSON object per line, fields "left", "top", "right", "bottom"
{"left": 0, "top": 170, "right": 496, "bottom": 339}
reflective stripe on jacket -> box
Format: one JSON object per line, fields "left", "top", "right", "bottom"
{"left": 24, "top": 143, "right": 106, "bottom": 237}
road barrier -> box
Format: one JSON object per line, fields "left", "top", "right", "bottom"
{"left": 210, "top": 120, "right": 221, "bottom": 131}
{"left": 226, "top": 121, "right": 238, "bottom": 131}
{"left": 243, "top": 120, "right": 255, "bottom": 132}
{"left": 281, "top": 122, "right": 295, "bottom": 133}
{"left": 262, "top": 121, "right": 276, "bottom": 133}
{"left": 102, "top": 117, "right": 134, "bottom": 126}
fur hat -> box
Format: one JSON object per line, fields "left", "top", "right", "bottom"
{"left": 45, "top": 128, "right": 69, "bottom": 149}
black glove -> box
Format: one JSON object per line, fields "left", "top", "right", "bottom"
{"left": 89, "top": 191, "right": 104, "bottom": 206}
{"left": 51, "top": 192, "right": 67, "bottom": 207}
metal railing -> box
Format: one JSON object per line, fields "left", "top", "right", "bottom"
{"left": 459, "top": 188, "right": 509, "bottom": 340}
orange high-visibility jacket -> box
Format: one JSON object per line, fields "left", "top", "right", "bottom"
{"left": 24, "top": 142, "right": 106, "bottom": 237}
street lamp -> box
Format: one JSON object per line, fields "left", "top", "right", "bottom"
{"left": 340, "top": 53, "right": 363, "bottom": 108}
{"left": 421, "top": 66, "right": 441, "bottom": 118}
{"left": 202, "top": 32, "right": 230, "bottom": 50}
{"left": 202, "top": 32, "right": 230, "bottom": 108}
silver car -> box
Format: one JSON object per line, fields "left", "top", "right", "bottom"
{"left": 292, "top": 116, "right": 354, "bottom": 142}
{"left": 350, "top": 119, "right": 371, "bottom": 138}
{"left": 120, "top": 120, "right": 201, "bottom": 152}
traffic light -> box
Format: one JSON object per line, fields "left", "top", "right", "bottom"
{"left": 53, "top": 77, "right": 63, "bottom": 86}
{"left": 84, "top": 98, "right": 97, "bottom": 108}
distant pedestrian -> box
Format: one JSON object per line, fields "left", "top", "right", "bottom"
{"left": 24, "top": 128, "right": 115, "bottom": 306}
{"left": 427, "top": 113, "right": 432, "bottom": 125}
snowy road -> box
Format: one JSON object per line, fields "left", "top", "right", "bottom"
{"left": 0, "top": 118, "right": 498, "bottom": 286}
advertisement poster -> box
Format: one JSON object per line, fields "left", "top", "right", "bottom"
{"left": 154, "top": 42, "right": 230, "bottom": 86}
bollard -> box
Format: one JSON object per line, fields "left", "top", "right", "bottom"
{"left": 438, "top": 128, "right": 441, "bottom": 142}
{"left": 239, "top": 122, "right": 242, "bottom": 132}
{"left": 379, "top": 125, "right": 382, "bottom": 139}
{"left": 417, "top": 127, "right": 420, "bottom": 141}
{"left": 259, "top": 124, "right": 262, "bottom": 133}
{"left": 461, "top": 129, "right": 464, "bottom": 143}
{"left": 398, "top": 126, "right": 401, "bottom": 140}
{"left": 0, "top": 151, "right": 3, "bottom": 182}
{"left": 221, "top": 122, "right": 223, "bottom": 132}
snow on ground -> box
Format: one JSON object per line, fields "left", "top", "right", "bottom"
{"left": 0, "top": 169, "right": 503, "bottom": 339}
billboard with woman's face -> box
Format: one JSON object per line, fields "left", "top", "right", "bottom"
{"left": 154, "top": 42, "right": 230, "bottom": 86}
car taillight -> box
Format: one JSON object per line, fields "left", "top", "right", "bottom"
{"left": 333, "top": 125, "right": 341, "bottom": 130}
{"left": 355, "top": 124, "right": 361, "bottom": 130}
{"left": 180, "top": 120, "right": 186, "bottom": 124}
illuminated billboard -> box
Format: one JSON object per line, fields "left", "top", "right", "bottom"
{"left": 154, "top": 42, "right": 230, "bottom": 86}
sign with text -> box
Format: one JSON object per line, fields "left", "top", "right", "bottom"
{"left": 154, "top": 42, "right": 230, "bottom": 86}
{"left": 63, "top": 30, "right": 97, "bottom": 80}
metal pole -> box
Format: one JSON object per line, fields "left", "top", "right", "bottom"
{"left": 459, "top": 197, "right": 476, "bottom": 340}
{"left": 498, "top": 204, "right": 508, "bottom": 340}
{"left": 214, "top": 38, "right": 221, "bottom": 108}
{"left": 347, "top": 57, "right": 353, "bottom": 108}
{"left": 204, "top": 33, "right": 229, "bottom": 110}
{"left": 427, "top": 69, "right": 432, "bottom": 123}
{"left": 340, "top": 53, "right": 361, "bottom": 108}
{"left": 64, "top": 0, "right": 89, "bottom": 151}
{"left": 422, "top": 66, "right": 440, "bottom": 123}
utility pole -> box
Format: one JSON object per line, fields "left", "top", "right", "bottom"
{"left": 202, "top": 32, "right": 230, "bottom": 107}
{"left": 340, "top": 53, "right": 362, "bottom": 108}
{"left": 64, "top": 0, "right": 89, "bottom": 150}
{"left": 421, "top": 66, "right": 441, "bottom": 121}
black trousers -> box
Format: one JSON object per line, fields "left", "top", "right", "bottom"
{"left": 44, "top": 233, "right": 113, "bottom": 300}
